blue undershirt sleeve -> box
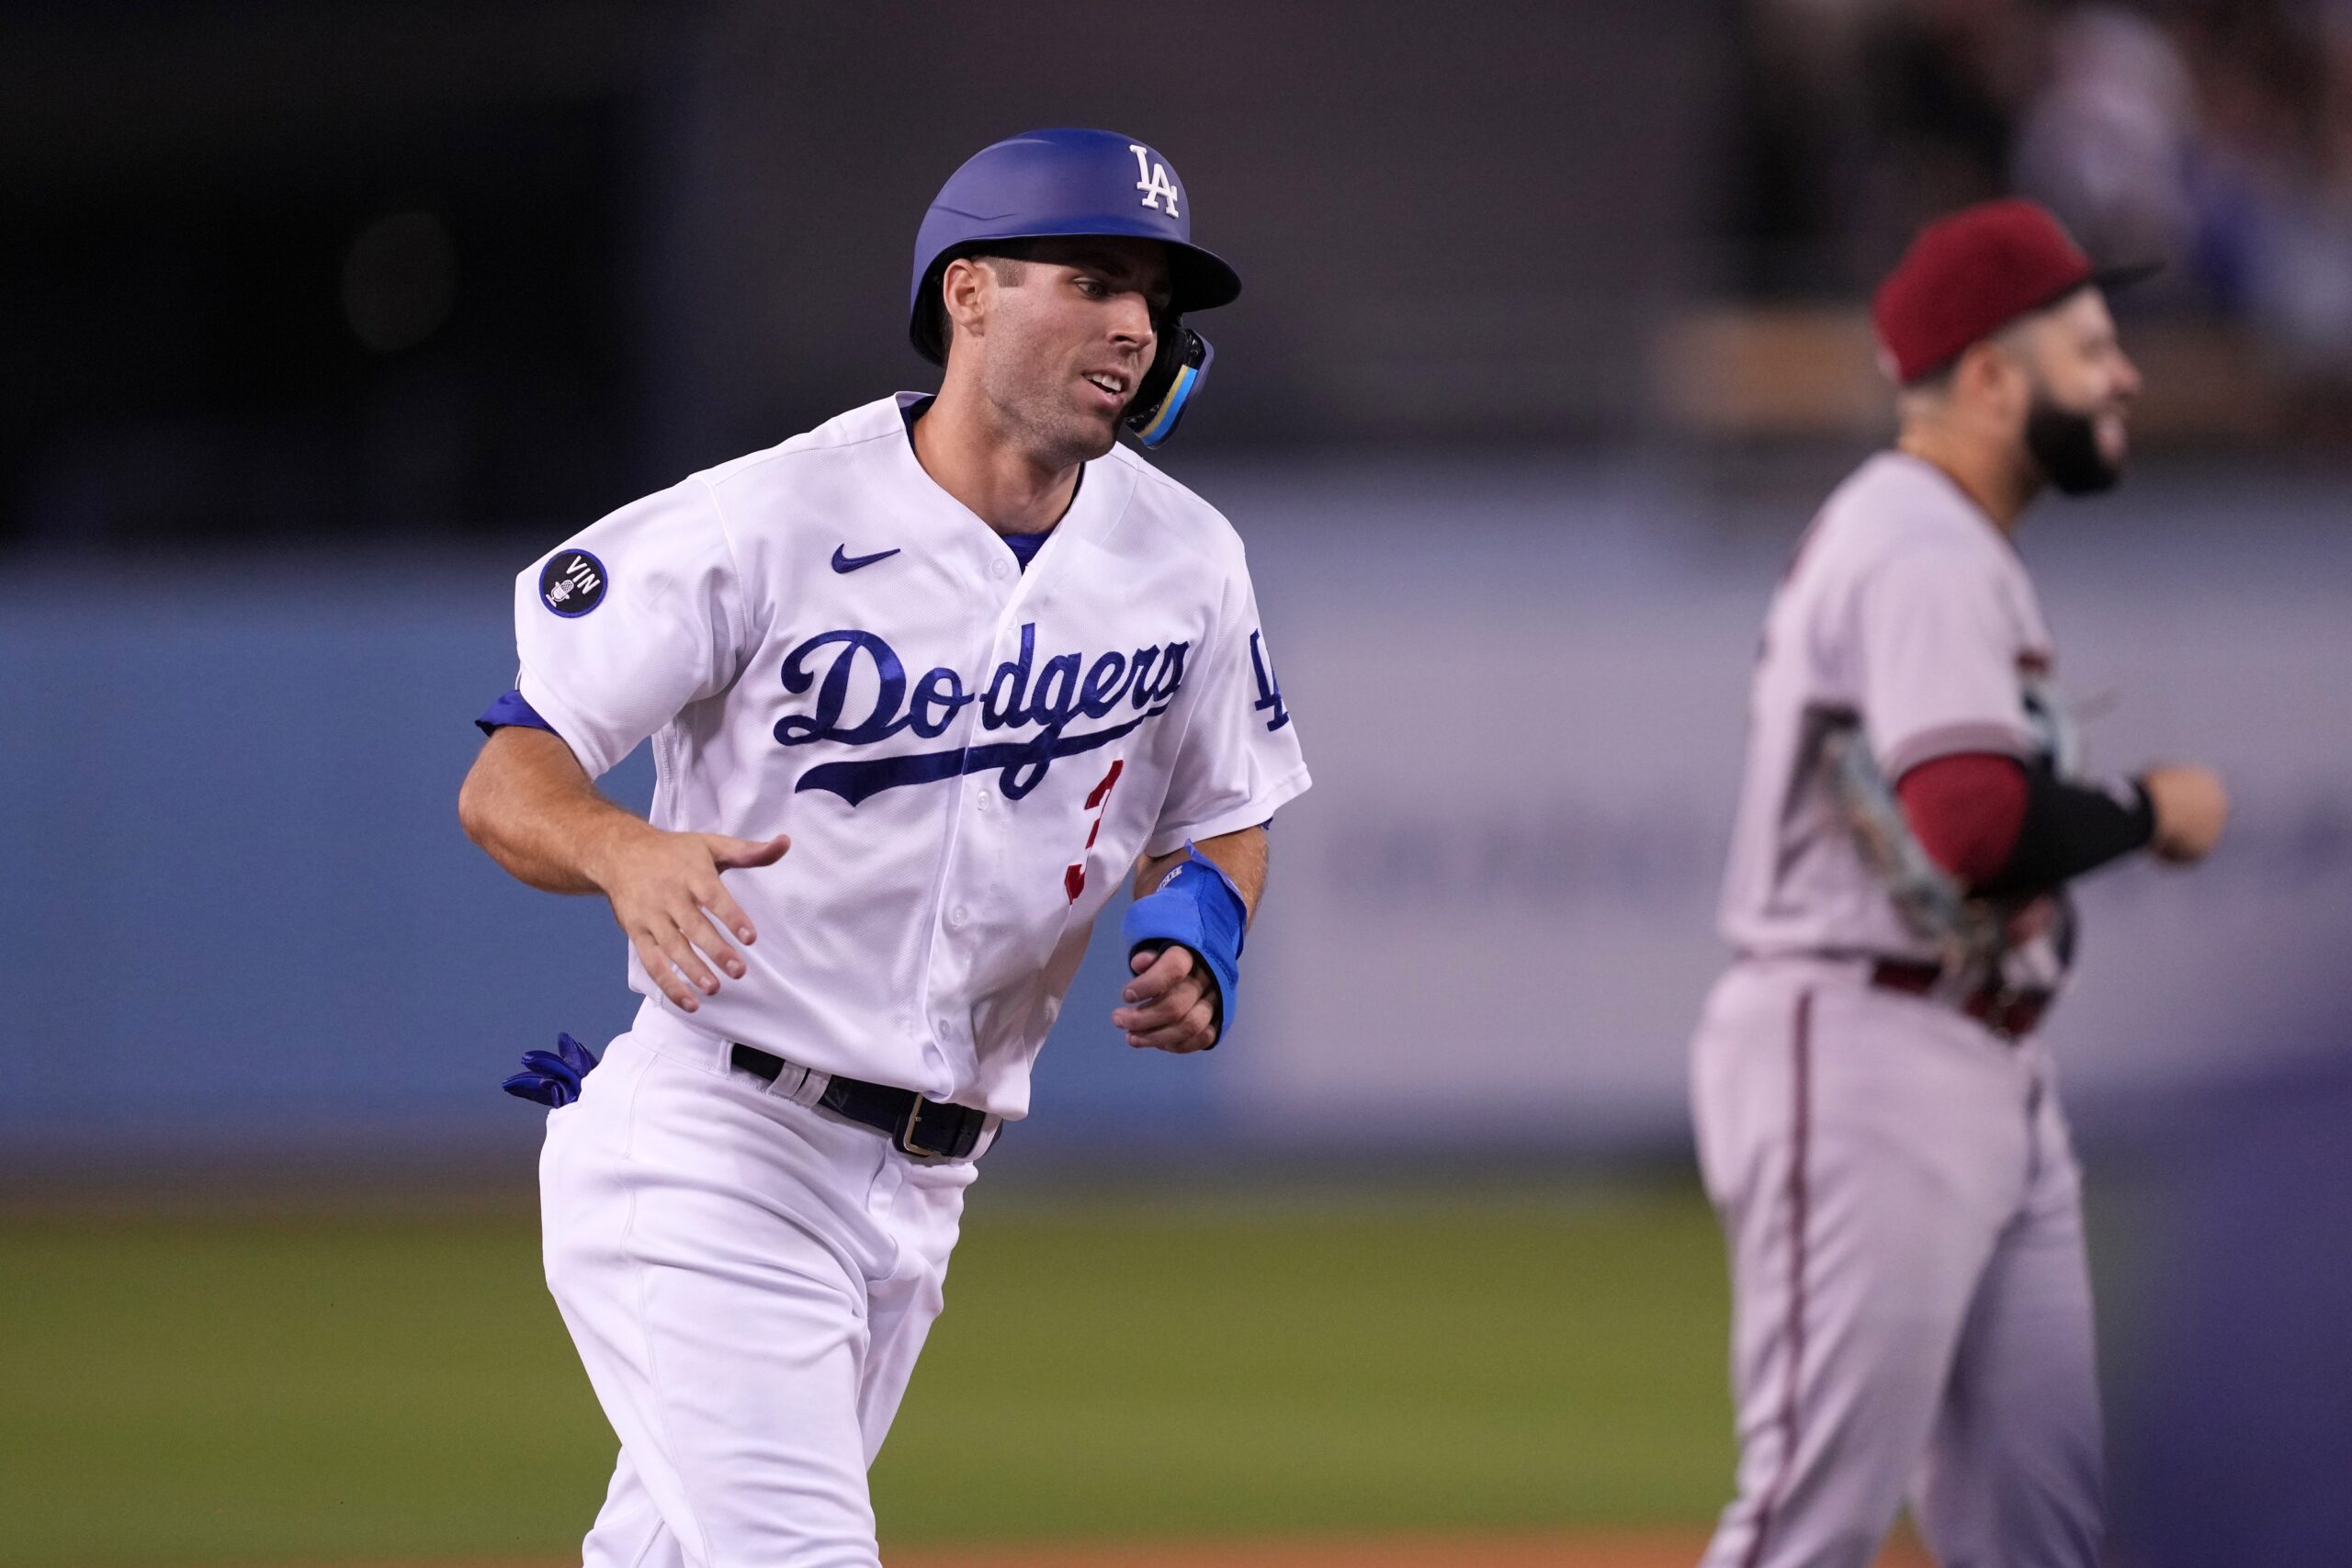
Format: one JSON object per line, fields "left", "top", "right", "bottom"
{"left": 475, "top": 686, "right": 558, "bottom": 738}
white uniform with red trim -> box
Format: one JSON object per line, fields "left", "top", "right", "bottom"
{"left": 1692, "top": 451, "right": 2103, "bottom": 1567}
{"left": 511, "top": 393, "right": 1308, "bottom": 1566}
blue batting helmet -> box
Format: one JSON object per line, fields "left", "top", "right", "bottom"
{"left": 909, "top": 128, "right": 1241, "bottom": 446}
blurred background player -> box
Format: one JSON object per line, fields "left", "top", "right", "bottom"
{"left": 1690, "top": 198, "right": 2228, "bottom": 1568}
{"left": 455, "top": 128, "right": 1308, "bottom": 1565}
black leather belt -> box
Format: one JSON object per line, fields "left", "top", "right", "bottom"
{"left": 729, "top": 1043, "right": 991, "bottom": 1160}
{"left": 1869, "top": 959, "right": 2052, "bottom": 1043}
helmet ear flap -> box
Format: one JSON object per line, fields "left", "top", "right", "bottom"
{"left": 1125, "top": 323, "right": 1213, "bottom": 448}
{"left": 913, "top": 273, "right": 949, "bottom": 365}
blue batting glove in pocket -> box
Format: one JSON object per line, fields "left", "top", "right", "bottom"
{"left": 502, "top": 1032, "right": 601, "bottom": 1108}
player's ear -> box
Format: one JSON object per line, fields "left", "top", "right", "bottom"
{"left": 1953, "top": 337, "right": 2024, "bottom": 418}
{"left": 940, "top": 256, "right": 994, "bottom": 355}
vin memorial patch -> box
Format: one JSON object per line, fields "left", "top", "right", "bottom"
{"left": 539, "top": 550, "right": 607, "bottom": 617}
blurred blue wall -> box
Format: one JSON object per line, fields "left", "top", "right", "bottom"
{"left": 2, "top": 556, "right": 639, "bottom": 1154}
{"left": 0, "top": 549, "right": 1222, "bottom": 1162}
{"left": 6, "top": 462, "right": 2348, "bottom": 1163}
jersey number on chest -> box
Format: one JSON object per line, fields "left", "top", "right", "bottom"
{"left": 1064, "top": 760, "right": 1125, "bottom": 904}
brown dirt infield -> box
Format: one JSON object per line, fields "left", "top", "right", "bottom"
{"left": 337, "top": 1532, "right": 1928, "bottom": 1568}
{"left": 888, "top": 1532, "right": 1932, "bottom": 1567}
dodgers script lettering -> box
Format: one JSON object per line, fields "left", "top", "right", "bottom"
{"left": 776, "top": 623, "right": 1190, "bottom": 806}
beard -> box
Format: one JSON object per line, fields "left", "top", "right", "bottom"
{"left": 981, "top": 355, "right": 1119, "bottom": 469}
{"left": 2023, "top": 391, "right": 2124, "bottom": 496}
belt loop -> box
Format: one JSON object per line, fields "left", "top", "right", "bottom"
{"left": 766, "top": 1060, "right": 832, "bottom": 1109}
{"left": 786, "top": 1063, "right": 829, "bottom": 1108}
{"left": 735, "top": 1043, "right": 824, "bottom": 1106}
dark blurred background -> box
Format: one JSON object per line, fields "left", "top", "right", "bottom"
{"left": 7, "top": 0, "right": 2352, "bottom": 555}
{"left": 3, "top": 4, "right": 2348, "bottom": 1566}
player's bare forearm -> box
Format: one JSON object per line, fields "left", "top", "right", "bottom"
{"left": 458, "top": 726, "right": 650, "bottom": 895}
{"left": 1132, "top": 823, "right": 1267, "bottom": 922}
{"left": 459, "top": 726, "right": 792, "bottom": 1013}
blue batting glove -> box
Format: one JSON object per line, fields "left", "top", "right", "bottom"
{"left": 502, "top": 1032, "right": 601, "bottom": 1108}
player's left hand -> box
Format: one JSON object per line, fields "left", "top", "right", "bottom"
{"left": 1114, "top": 944, "right": 1220, "bottom": 1053}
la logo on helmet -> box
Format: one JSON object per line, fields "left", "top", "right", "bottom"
{"left": 1129, "top": 143, "right": 1180, "bottom": 218}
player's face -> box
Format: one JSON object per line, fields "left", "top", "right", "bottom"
{"left": 974, "top": 238, "right": 1172, "bottom": 464}
{"left": 2015, "top": 288, "right": 2142, "bottom": 495}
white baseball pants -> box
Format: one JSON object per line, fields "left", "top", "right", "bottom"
{"left": 1690, "top": 957, "right": 2103, "bottom": 1568}
{"left": 538, "top": 1016, "right": 978, "bottom": 1568}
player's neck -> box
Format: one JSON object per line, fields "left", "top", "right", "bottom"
{"left": 1896, "top": 427, "right": 2037, "bottom": 536}
{"left": 911, "top": 385, "right": 1084, "bottom": 536}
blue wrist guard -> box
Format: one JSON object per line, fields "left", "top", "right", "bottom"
{"left": 503, "top": 1032, "right": 600, "bottom": 1108}
{"left": 1118, "top": 843, "right": 1248, "bottom": 1044}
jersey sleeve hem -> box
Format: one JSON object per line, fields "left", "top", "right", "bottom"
{"left": 515, "top": 664, "right": 622, "bottom": 779}
{"left": 1143, "top": 765, "right": 1312, "bottom": 859}
{"left": 1881, "top": 720, "right": 2035, "bottom": 782}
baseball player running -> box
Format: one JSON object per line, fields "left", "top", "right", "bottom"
{"left": 458, "top": 129, "right": 1308, "bottom": 1566}
{"left": 1691, "top": 199, "right": 2228, "bottom": 1568}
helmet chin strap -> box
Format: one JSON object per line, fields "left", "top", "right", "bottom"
{"left": 1125, "top": 325, "right": 1214, "bottom": 448}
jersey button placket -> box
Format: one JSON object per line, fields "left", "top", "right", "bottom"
{"left": 923, "top": 547, "right": 1025, "bottom": 1080}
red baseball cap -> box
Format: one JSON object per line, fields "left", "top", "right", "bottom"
{"left": 1871, "top": 199, "right": 2156, "bottom": 384}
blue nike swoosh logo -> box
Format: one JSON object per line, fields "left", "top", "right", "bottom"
{"left": 831, "top": 545, "right": 901, "bottom": 573}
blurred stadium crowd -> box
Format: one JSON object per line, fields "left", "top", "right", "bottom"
{"left": 1729, "top": 0, "right": 2352, "bottom": 394}
{"left": 7, "top": 1, "right": 2349, "bottom": 558}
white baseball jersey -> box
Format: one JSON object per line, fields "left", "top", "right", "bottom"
{"left": 508, "top": 393, "right": 1310, "bottom": 1117}
{"left": 1717, "top": 450, "right": 2057, "bottom": 964}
